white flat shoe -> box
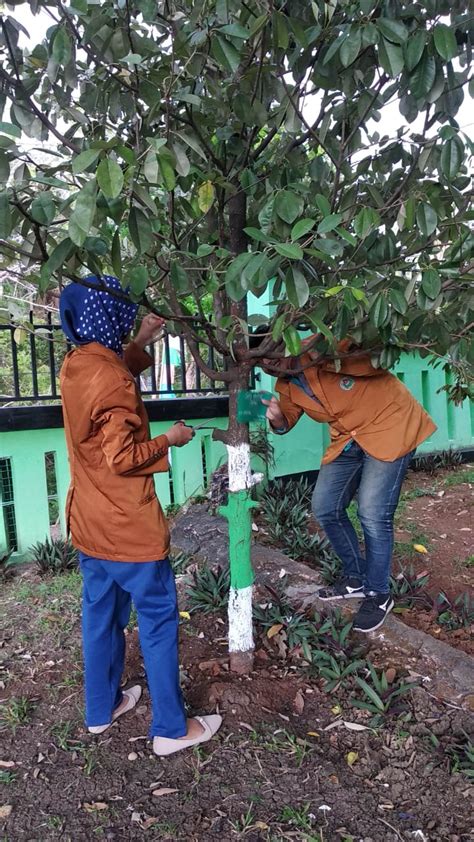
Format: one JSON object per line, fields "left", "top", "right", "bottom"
{"left": 88, "top": 685, "right": 142, "bottom": 734}
{"left": 153, "top": 714, "right": 222, "bottom": 757}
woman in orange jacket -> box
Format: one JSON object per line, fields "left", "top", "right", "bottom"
{"left": 261, "top": 338, "right": 436, "bottom": 633}
{"left": 59, "top": 275, "right": 221, "bottom": 755}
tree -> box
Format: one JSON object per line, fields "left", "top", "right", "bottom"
{"left": 0, "top": 0, "right": 472, "bottom": 671}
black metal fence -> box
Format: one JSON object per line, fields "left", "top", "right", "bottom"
{"left": 0, "top": 315, "right": 229, "bottom": 404}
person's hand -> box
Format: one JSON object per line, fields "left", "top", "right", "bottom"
{"left": 165, "top": 421, "right": 194, "bottom": 447}
{"left": 261, "top": 396, "right": 287, "bottom": 430}
{"left": 134, "top": 314, "right": 166, "bottom": 349}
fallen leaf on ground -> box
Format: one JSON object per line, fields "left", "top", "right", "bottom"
{"left": 0, "top": 806, "right": 12, "bottom": 819}
{"left": 267, "top": 623, "right": 283, "bottom": 639}
{"left": 413, "top": 544, "right": 428, "bottom": 553}
{"left": 83, "top": 802, "right": 108, "bottom": 812}
{"left": 307, "top": 731, "right": 320, "bottom": 737}
{"left": 343, "top": 721, "right": 370, "bottom": 732}
{"left": 152, "top": 788, "right": 178, "bottom": 797}
{"left": 179, "top": 611, "right": 191, "bottom": 620}
{"left": 346, "top": 751, "right": 359, "bottom": 767}
{"left": 293, "top": 689, "right": 305, "bottom": 714}
{"left": 255, "top": 821, "right": 269, "bottom": 829}
{"left": 0, "top": 761, "right": 15, "bottom": 769}
{"left": 331, "top": 704, "right": 342, "bottom": 715}
{"left": 385, "top": 668, "right": 397, "bottom": 684}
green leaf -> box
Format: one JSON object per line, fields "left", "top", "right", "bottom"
{"left": 111, "top": 229, "right": 122, "bottom": 278}
{"left": 196, "top": 244, "right": 215, "bottom": 257}
{"left": 354, "top": 207, "right": 380, "bottom": 238}
{"left": 315, "top": 194, "right": 331, "bottom": 216}
{"left": 144, "top": 149, "right": 159, "bottom": 183}
{"left": 274, "top": 242, "right": 304, "bottom": 260}
{"left": 440, "top": 136, "right": 463, "bottom": 180}
{"left": 198, "top": 181, "right": 215, "bottom": 213}
{"left": 410, "top": 52, "right": 436, "bottom": 99}
{"left": 340, "top": 29, "right": 361, "bottom": 67}
{"left": 0, "top": 151, "right": 9, "bottom": 185}
{"left": 30, "top": 193, "right": 56, "bottom": 226}
{"left": 421, "top": 268, "right": 441, "bottom": 300}
{"left": 389, "top": 288, "right": 408, "bottom": 314}
{"left": 172, "top": 142, "right": 190, "bottom": 177}
{"left": 52, "top": 27, "right": 72, "bottom": 65}
{"left": 128, "top": 265, "right": 148, "bottom": 297}
{"left": 258, "top": 197, "right": 274, "bottom": 233}
{"left": 69, "top": 179, "right": 97, "bottom": 246}
{"left": 404, "top": 30, "right": 426, "bottom": 71}
{"left": 0, "top": 190, "right": 12, "bottom": 238}
{"left": 128, "top": 207, "right": 153, "bottom": 254}
{"left": 433, "top": 23, "right": 457, "bottom": 61}
{"left": 355, "top": 677, "right": 385, "bottom": 711}
{"left": 275, "top": 190, "right": 304, "bottom": 224}
{"left": 72, "top": 148, "right": 101, "bottom": 175}
{"left": 318, "top": 213, "right": 343, "bottom": 234}
{"left": 291, "top": 218, "right": 316, "bottom": 241}
{"left": 244, "top": 227, "right": 273, "bottom": 244}
{"left": 83, "top": 236, "right": 108, "bottom": 256}
{"left": 225, "top": 252, "right": 253, "bottom": 301}
{"left": 283, "top": 325, "right": 302, "bottom": 356}
{"left": 378, "top": 37, "right": 404, "bottom": 77}
{"left": 170, "top": 261, "right": 189, "bottom": 294}
{"left": 416, "top": 202, "right": 437, "bottom": 237}
{"left": 219, "top": 23, "right": 249, "bottom": 40}
{"left": 285, "top": 266, "right": 309, "bottom": 308}
{"left": 40, "top": 238, "right": 74, "bottom": 288}
{"left": 0, "top": 122, "right": 21, "bottom": 139}
{"left": 212, "top": 35, "right": 241, "bottom": 73}
{"left": 158, "top": 152, "right": 176, "bottom": 191}
{"left": 175, "top": 132, "right": 207, "bottom": 161}
{"left": 97, "top": 158, "right": 124, "bottom": 200}
{"left": 306, "top": 312, "right": 333, "bottom": 341}
{"left": 273, "top": 11, "right": 289, "bottom": 50}
{"left": 369, "top": 294, "right": 390, "bottom": 328}
{"left": 377, "top": 18, "right": 408, "bottom": 44}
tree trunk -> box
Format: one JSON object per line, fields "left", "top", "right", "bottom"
{"left": 218, "top": 371, "right": 260, "bottom": 674}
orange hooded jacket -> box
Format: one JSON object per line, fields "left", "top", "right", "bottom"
{"left": 60, "top": 341, "right": 170, "bottom": 562}
{"left": 275, "top": 340, "right": 437, "bottom": 464}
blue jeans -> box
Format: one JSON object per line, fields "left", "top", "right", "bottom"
{"left": 312, "top": 444, "right": 414, "bottom": 593}
{"left": 79, "top": 554, "right": 187, "bottom": 738}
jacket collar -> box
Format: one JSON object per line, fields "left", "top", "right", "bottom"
{"left": 74, "top": 342, "right": 127, "bottom": 368}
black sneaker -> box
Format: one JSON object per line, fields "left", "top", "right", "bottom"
{"left": 318, "top": 577, "right": 364, "bottom": 601}
{"left": 353, "top": 592, "right": 394, "bottom": 633}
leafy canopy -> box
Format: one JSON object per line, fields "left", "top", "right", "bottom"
{"left": 0, "top": 0, "right": 472, "bottom": 395}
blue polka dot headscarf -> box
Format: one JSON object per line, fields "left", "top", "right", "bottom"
{"left": 59, "top": 275, "right": 138, "bottom": 356}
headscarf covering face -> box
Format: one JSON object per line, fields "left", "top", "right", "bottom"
{"left": 59, "top": 275, "right": 138, "bottom": 356}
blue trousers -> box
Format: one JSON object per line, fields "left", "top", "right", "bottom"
{"left": 79, "top": 554, "right": 187, "bottom": 738}
{"left": 312, "top": 443, "right": 414, "bottom": 593}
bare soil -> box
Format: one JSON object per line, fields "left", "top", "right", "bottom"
{"left": 1, "top": 565, "right": 473, "bottom": 842}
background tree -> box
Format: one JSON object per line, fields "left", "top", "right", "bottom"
{"left": 0, "top": 0, "right": 472, "bottom": 670}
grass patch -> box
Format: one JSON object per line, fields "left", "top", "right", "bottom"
{"left": 1, "top": 696, "right": 36, "bottom": 733}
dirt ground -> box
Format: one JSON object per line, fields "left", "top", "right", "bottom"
{"left": 300, "top": 465, "right": 473, "bottom": 656}
{"left": 1, "top": 559, "right": 473, "bottom": 842}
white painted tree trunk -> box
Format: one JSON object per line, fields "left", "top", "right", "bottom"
{"left": 226, "top": 443, "right": 262, "bottom": 664}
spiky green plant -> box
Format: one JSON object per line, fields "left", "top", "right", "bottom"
{"left": 30, "top": 537, "right": 78, "bottom": 575}
{"left": 186, "top": 564, "right": 229, "bottom": 614}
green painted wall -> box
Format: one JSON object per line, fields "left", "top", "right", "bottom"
{"left": 259, "top": 354, "right": 474, "bottom": 479}
{"left": 1, "top": 356, "right": 472, "bottom": 559}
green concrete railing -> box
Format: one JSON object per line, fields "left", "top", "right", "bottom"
{"left": 1, "top": 354, "right": 473, "bottom": 559}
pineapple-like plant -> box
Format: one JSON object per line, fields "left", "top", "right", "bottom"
{"left": 30, "top": 537, "right": 78, "bottom": 575}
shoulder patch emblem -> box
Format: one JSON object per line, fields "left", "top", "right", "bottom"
{"left": 340, "top": 376, "right": 355, "bottom": 391}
